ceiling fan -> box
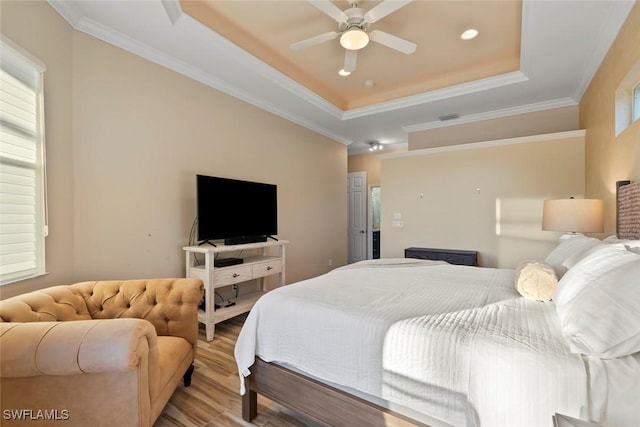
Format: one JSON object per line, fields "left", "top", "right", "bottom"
{"left": 290, "top": 0, "right": 416, "bottom": 74}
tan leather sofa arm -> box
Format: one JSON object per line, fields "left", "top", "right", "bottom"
{"left": 71, "top": 278, "right": 204, "bottom": 348}
{"left": 0, "top": 318, "right": 158, "bottom": 378}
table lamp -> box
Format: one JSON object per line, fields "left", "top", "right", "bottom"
{"left": 542, "top": 198, "right": 604, "bottom": 235}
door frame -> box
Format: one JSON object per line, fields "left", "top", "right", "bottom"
{"left": 367, "top": 185, "right": 380, "bottom": 260}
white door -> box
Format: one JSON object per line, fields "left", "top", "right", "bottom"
{"left": 348, "top": 172, "right": 367, "bottom": 263}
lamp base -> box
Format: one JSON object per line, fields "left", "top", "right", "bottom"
{"left": 559, "top": 232, "right": 586, "bottom": 240}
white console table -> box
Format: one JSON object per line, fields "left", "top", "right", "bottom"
{"left": 183, "top": 240, "right": 288, "bottom": 341}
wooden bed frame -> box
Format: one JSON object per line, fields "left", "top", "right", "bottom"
{"left": 242, "top": 180, "right": 640, "bottom": 426}
{"left": 242, "top": 357, "right": 431, "bottom": 427}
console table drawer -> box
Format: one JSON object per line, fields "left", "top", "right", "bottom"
{"left": 405, "top": 247, "right": 478, "bottom": 266}
{"left": 214, "top": 265, "right": 253, "bottom": 286}
{"left": 253, "top": 259, "right": 282, "bottom": 277}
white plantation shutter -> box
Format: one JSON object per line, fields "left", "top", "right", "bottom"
{"left": 0, "top": 39, "right": 47, "bottom": 285}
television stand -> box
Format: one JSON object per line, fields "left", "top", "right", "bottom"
{"left": 183, "top": 240, "right": 289, "bottom": 341}
{"left": 214, "top": 300, "right": 236, "bottom": 309}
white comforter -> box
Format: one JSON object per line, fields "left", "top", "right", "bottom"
{"left": 235, "top": 259, "right": 640, "bottom": 427}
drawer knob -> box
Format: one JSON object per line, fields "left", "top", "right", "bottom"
{"left": 232, "top": 273, "right": 240, "bottom": 278}
{"left": 267, "top": 266, "right": 273, "bottom": 270}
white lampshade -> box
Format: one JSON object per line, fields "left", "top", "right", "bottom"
{"left": 542, "top": 198, "right": 604, "bottom": 233}
{"left": 340, "top": 28, "right": 369, "bottom": 50}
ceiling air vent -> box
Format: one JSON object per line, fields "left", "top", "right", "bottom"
{"left": 438, "top": 113, "right": 460, "bottom": 121}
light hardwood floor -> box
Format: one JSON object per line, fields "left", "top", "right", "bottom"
{"left": 154, "top": 314, "right": 315, "bottom": 427}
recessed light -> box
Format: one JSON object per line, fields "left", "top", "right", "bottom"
{"left": 338, "top": 69, "right": 351, "bottom": 76}
{"left": 460, "top": 29, "right": 479, "bottom": 40}
{"left": 364, "top": 79, "right": 376, "bottom": 88}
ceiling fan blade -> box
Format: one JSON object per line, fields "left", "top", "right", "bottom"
{"left": 290, "top": 31, "right": 339, "bottom": 51}
{"left": 343, "top": 49, "right": 358, "bottom": 73}
{"left": 370, "top": 30, "right": 416, "bottom": 54}
{"left": 309, "top": 0, "right": 348, "bottom": 24}
{"left": 364, "top": 0, "right": 412, "bottom": 24}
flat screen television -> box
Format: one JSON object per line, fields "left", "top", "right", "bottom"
{"left": 196, "top": 175, "right": 277, "bottom": 245}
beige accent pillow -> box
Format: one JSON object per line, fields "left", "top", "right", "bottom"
{"left": 515, "top": 260, "right": 558, "bottom": 302}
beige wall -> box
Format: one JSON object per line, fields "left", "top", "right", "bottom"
{"left": 1, "top": 1, "right": 347, "bottom": 299}
{"left": 348, "top": 148, "right": 404, "bottom": 187}
{"left": 581, "top": 2, "right": 640, "bottom": 236}
{"left": 381, "top": 133, "right": 585, "bottom": 268}
{"left": 409, "top": 105, "right": 579, "bottom": 150}
{"left": 0, "top": 1, "right": 75, "bottom": 298}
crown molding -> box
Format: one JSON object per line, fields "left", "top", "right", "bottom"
{"left": 46, "top": 3, "right": 351, "bottom": 145}
{"left": 160, "top": 0, "right": 183, "bottom": 25}
{"left": 48, "top": 0, "right": 84, "bottom": 26}
{"left": 342, "top": 71, "right": 529, "bottom": 120}
{"left": 181, "top": 14, "right": 344, "bottom": 121}
{"left": 380, "top": 129, "right": 586, "bottom": 160}
{"left": 518, "top": 0, "right": 537, "bottom": 76}
{"left": 402, "top": 98, "right": 577, "bottom": 133}
{"left": 45, "top": 0, "right": 631, "bottom": 151}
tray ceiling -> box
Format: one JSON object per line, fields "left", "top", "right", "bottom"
{"left": 181, "top": 0, "right": 521, "bottom": 111}
{"left": 47, "top": 0, "right": 634, "bottom": 154}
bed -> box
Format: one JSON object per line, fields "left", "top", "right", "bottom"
{"left": 235, "top": 181, "right": 640, "bottom": 427}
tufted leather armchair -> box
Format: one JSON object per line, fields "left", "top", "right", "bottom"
{"left": 0, "top": 278, "right": 204, "bottom": 427}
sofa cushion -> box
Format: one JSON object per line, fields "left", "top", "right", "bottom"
{"left": 71, "top": 278, "right": 202, "bottom": 346}
{"left": 151, "top": 336, "right": 193, "bottom": 419}
{"left": 0, "top": 286, "right": 91, "bottom": 322}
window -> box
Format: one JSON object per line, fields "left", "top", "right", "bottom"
{"left": 0, "top": 38, "right": 47, "bottom": 285}
{"left": 633, "top": 81, "right": 640, "bottom": 122}
{"left": 615, "top": 61, "right": 640, "bottom": 136}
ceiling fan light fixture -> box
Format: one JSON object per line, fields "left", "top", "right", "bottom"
{"left": 340, "top": 28, "right": 369, "bottom": 50}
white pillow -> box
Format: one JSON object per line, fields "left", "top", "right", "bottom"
{"left": 627, "top": 245, "right": 640, "bottom": 255}
{"left": 554, "top": 244, "right": 640, "bottom": 358}
{"left": 562, "top": 242, "right": 609, "bottom": 270}
{"left": 562, "top": 238, "right": 640, "bottom": 270}
{"left": 514, "top": 260, "right": 557, "bottom": 302}
{"left": 544, "top": 235, "right": 601, "bottom": 278}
